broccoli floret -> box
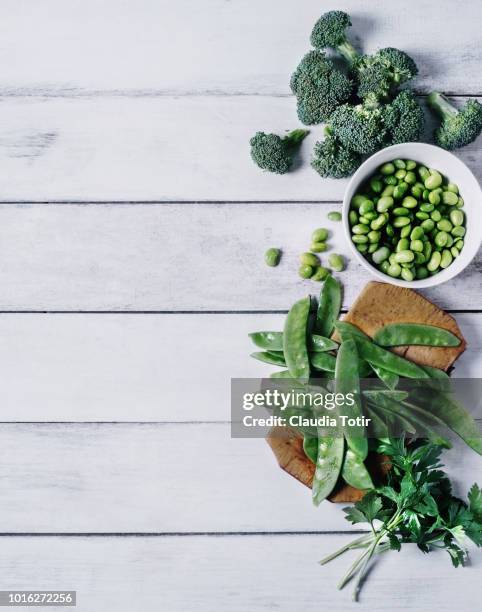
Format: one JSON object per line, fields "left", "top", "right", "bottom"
{"left": 250, "top": 129, "right": 309, "bottom": 174}
{"left": 311, "top": 131, "right": 361, "bottom": 179}
{"left": 329, "top": 104, "right": 386, "bottom": 154}
{"left": 290, "top": 51, "right": 353, "bottom": 124}
{"left": 310, "top": 11, "right": 359, "bottom": 65}
{"left": 355, "top": 48, "right": 418, "bottom": 106}
{"left": 384, "top": 90, "right": 424, "bottom": 145}
{"left": 427, "top": 92, "right": 482, "bottom": 150}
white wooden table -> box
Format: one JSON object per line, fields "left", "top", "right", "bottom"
{"left": 1, "top": 1, "right": 481, "bottom": 609}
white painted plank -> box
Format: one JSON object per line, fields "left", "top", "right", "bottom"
{"left": 0, "top": 203, "right": 479, "bottom": 310}
{"left": 0, "top": 313, "right": 479, "bottom": 422}
{"left": 0, "top": 97, "right": 480, "bottom": 202}
{"left": 0, "top": 423, "right": 480, "bottom": 533}
{"left": 2, "top": 0, "right": 481, "bottom": 95}
{"left": 0, "top": 535, "right": 479, "bottom": 611}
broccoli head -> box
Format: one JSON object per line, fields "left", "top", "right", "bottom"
{"left": 427, "top": 92, "right": 482, "bottom": 150}
{"left": 384, "top": 90, "right": 424, "bottom": 145}
{"left": 311, "top": 132, "right": 361, "bottom": 179}
{"left": 329, "top": 104, "right": 386, "bottom": 154}
{"left": 355, "top": 48, "right": 418, "bottom": 106}
{"left": 310, "top": 11, "right": 359, "bottom": 65}
{"left": 249, "top": 129, "right": 309, "bottom": 174}
{"left": 290, "top": 51, "right": 353, "bottom": 124}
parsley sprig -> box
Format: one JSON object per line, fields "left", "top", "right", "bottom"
{"left": 320, "top": 438, "right": 482, "bottom": 601}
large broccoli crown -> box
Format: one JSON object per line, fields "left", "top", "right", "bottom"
{"left": 384, "top": 90, "right": 425, "bottom": 145}
{"left": 249, "top": 130, "right": 308, "bottom": 174}
{"left": 355, "top": 48, "right": 418, "bottom": 104}
{"left": 311, "top": 134, "right": 361, "bottom": 179}
{"left": 290, "top": 51, "right": 353, "bottom": 124}
{"left": 330, "top": 104, "right": 386, "bottom": 154}
{"left": 434, "top": 99, "right": 482, "bottom": 150}
{"left": 310, "top": 10, "right": 351, "bottom": 48}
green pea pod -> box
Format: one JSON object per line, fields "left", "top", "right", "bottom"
{"left": 270, "top": 370, "right": 292, "bottom": 379}
{"left": 303, "top": 436, "right": 318, "bottom": 464}
{"left": 413, "top": 390, "right": 482, "bottom": 455}
{"left": 250, "top": 351, "right": 286, "bottom": 366}
{"left": 353, "top": 337, "right": 429, "bottom": 379}
{"left": 362, "top": 390, "right": 409, "bottom": 403}
{"left": 335, "top": 339, "right": 368, "bottom": 460}
{"left": 342, "top": 449, "right": 374, "bottom": 490}
{"left": 369, "top": 363, "right": 399, "bottom": 389}
{"left": 311, "top": 352, "right": 337, "bottom": 372}
{"left": 315, "top": 276, "right": 342, "bottom": 337}
{"left": 335, "top": 320, "right": 370, "bottom": 341}
{"left": 312, "top": 436, "right": 345, "bottom": 506}
{"left": 364, "top": 405, "right": 390, "bottom": 438}
{"left": 249, "top": 331, "right": 338, "bottom": 352}
{"left": 421, "top": 365, "right": 451, "bottom": 391}
{"left": 373, "top": 323, "right": 461, "bottom": 347}
{"left": 283, "top": 297, "right": 311, "bottom": 380}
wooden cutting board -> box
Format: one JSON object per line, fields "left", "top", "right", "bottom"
{"left": 266, "top": 281, "right": 466, "bottom": 503}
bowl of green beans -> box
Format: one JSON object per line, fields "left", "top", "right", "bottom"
{"left": 342, "top": 143, "right": 482, "bottom": 287}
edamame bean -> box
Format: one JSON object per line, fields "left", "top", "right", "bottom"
{"left": 455, "top": 239, "right": 464, "bottom": 250}
{"left": 457, "top": 197, "right": 464, "bottom": 207}
{"left": 395, "top": 169, "right": 406, "bottom": 180}
{"left": 393, "top": 159, "right": 406, "bottom": 169}
{"left": 406, "top": 160, "right": 417, "bottom": 170}
{"left": 402, "top": 196, "right": 418, "bottom": 209}
{"left": 415, "top": 211, "right": 429, "bottom": 220}
{"left": 421, "top": 219, "right": 435, "bottom": 231}
{"left": 431, "top": 210, "right": 442, "bottom": 222}
{"left": 387, "top": 263, "right": 401, "bottom": 277}
{"left": 311, "top": 266, "right": 331, "bottom": 281}
{"left": 450, "top": 209, "right": 464, "bottom": 226}
{"left": 349, "top": 210, "right": 358, "bottom": 225}
{"left": 381, "top": 185, "right": 395, "bottom": 197}
{"left": 367, "top": 230, "right": 381, "bottom": 243}
{"left": 356, "top": 243, "right": 369, "bottom": 253}
{"left": 452, "top": 226, "right": 466, "bottom": 237}
{"left": 420, "top": 203, "right": 434, "bottom": 213}
{"left": 394, "top": 250, "right": 414, "bottom": 264}
{"left": 328, "top": 211, "right": 342, "bottom": 221}
{"left": 352, "top": 224, "right": 370, "bottom": 235}
{"left": 384, "top": 175, "right": 397, "bottom": 185}
{"left": 411, "top": 226, "right": 424, "bottom": 240}
{"left": 299, "top": 264, "right": 314, "bottom": 279}
{"left": 359, "top": 200, "right": 374, "bottom": 215}
{"left": 434, "top": 231, "right": 449, "bottom": 248}
{"left": 311, "top": 241, "right": 328, "bottom": 252}
{"left": 396, "top": 238, "right": 410, "bottom": 252}
{"left": 351, "top": 195, "right": 367, "bottom": 208}
{"left": 393, "top": 216, "right": 411, "bottom": 227}
{"left": 428, "top": 191, "right": 440, "bottom": 205}
{"left": 352, "top": 235, "right": 368, "bottom": 244}
{"left": 447, "top": 183, "right": 459, "bottom": 194}
{"left": 425, "top": 171, "right": 442, "bottom": 190}
{"left": 427, "top": 251, "right": 442, "bottom": 272}
{"left": 440, "top": 249, "right": 453, "bottom": 269}
{"left": 328, "top": 253, "right": 345, "bottom": 272}
{"left": 400, "top": 224, "right": 412, "bottom": 238}
{"left": 312, "top": 228, "right": 329, "bottom": 242}
{"left": 370, "top": 178, "right": 383, "bottom": 193}
{"left": 380, "top": 162, "right": 395, "bottom": 175}
{"left": 451, "top": 246, "right": 459, "bottom": 258}
{"left": 265, "top": 248, "right": 281, "bottom": 267}
{"left": 371, "top": 214, "right": 387, "bottom": 230}
{"left": 401, "top": 267, "right": 414, "bottom": 281}
{"left": 437, "top": 219, "right": 453, "bottom": 232}
{"left": 372, "top": 246, "right": 390, "bottom": 264}
{"left": 300, "top": 252, "right": 320, "bottom": 267}
{"left": 393, "top": 183, "right": 408, "bottom": 199}
{"left": 404, "top": 171, "right": 417, "bottom": 185}
{"left": 418, "top": 166, "right": 430, "bottom": 181}
{"left": 410, "top": 240, "right": 424, "bottom": 252}
{"left": 416, "top": 266, "right": 429, "bottom": 279}
{"left": 442, "top": 191, "right": 459, "bottom": 206}
{"left": 377, "top": 196, "right": 394, "bottom": 212}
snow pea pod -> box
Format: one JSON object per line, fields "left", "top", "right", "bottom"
{"left": 303, "top": 436, "right": 318, "bottom": 464}
{"left": 270, "top": 369, "right": 292, "bottom": 379}
{"left": 335, "top": 339, "right": 368, "bottom": 460}
{"left": 250, "top": 351, "right": 286, "bottom": 366}
{"left": 312, "top": 436, "right": 345, "bottom": 506}
{"left": 341, "top": 449, "right": 374, "bottom": 490}
{"left": 373, "top": 323, "right": 461, "bottom": 347}
{"left": 335, "top": 320, "right": 370, "bottom": 341}
{"left": 352, "top": 337, "right": 429, "bottom": 379}
{"left": 249, "top": 331, "right": 338, "bottom": 352}
{"left": 315, "top": 276, "right": 342, "bottom": 337}
{"left": 364, "top": 405, "right": 390, "bottom": 439}
{"left": 311, "top": 352, "right": 337, "bottom": 372}
{"left": 369, "top": 363, "right": 399, "bottom": 390}
{"left": 413, "top": 389, "right": 482, "bottom": 455}
{"left": 283, "top": 296, "right": 311, "bottom": 380}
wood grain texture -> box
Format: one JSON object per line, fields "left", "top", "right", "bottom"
{"left": 0, "top": 423, "right": 480, "bottom": 533}
{"left": 2, "top": 0, "right": 481, "bottom": 96}
{"left": 0, "top": 312, "right": 479, "bottom": 422}
{"left": 0, "top": 204, "right": 479, "bottom": 311}
{"left": 0, "top": 97, "right": 480, "bottom": 202}
{"left": 0, "top": 535, "right": 480, "bottom": 611}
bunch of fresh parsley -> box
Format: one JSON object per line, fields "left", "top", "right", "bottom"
{"left": 320, "top": 438, "right": 482, "bottom": 601}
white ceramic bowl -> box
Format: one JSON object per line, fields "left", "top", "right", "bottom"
{"left": 343, "top": 143, "right": 482, "bottom": 288}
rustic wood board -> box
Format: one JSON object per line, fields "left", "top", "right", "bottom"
{"left": 267, "top": 282, "right": 467, "bottom": 502}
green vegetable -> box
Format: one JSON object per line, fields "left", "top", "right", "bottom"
{"left": 249, "top": 331, "right": 338, "bottom": 352}
{"left": 335, "top": 338, "right": 368, "bottom": 460}
{"left": 310, "top": 352, "right": 337, "bottom": 372}
{"left": 427, "top": 92, "right": 482, "bottom": 150}
{"left": 320, "top": 440, "right": 482, "bottom": 600}
{"left": 384, "top": 90, "right": 424, "bottom": 145}
{"left": 300, "top": 252, "right": 320, "bottom": 267}
{"left": 312, "top": 228, "right": 329, "bottom": 242}
{"left": 374, "top": 323, "right": 461, "bottom": 347}
{"left": 312, "top": 436, "right": 345, "bottom": 506}
{"left": 250, "top": 351, "right": 286, "bottom": 366}
{"left": 303, "top": 436, "right": 318, "bottom": 464}
{"left": 250, "top": 130, "right": 309, "bottom": 174}
{"left": 311, "top": 266, "right": 331, "bottom": 281}
{"left": 290, "top": 51, "right": 353, "bottom": 125}
{"left": 341, "top": 449, "right": 374, "bottom": 490}
{"left": 369, "top": 363, "right": 399, "bottom": 389}
{"left": 311, "top": 132, "right": 361, "bottom": 179}
{"left": 315, "top": 276, "right": 341, "bottom": 337}
{"left": 328, "top": 253, "right": 345, "bottom": 272}
{"left": 264, "top": 247, "right": 281, "bottom": 267}
{"left": 328, "top": 211, "right": 342, "bottom": 221}
{"left": 283, "top": 296, "right": 311, "bottom": 380}
{"left": 330, "top": 104, "right": 386, "bottom": 155}
{"left": 310, "top": 10, "right": 359, "bottom": 64}
{"left": 299, "top": 264, "right": 314, "bottom": 279}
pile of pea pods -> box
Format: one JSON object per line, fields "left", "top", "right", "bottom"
{"left": 248, "top": 277, "right": 482, "bottom": 504}
{"left": 349, "top": 159, "right": 466, "bottom": 281}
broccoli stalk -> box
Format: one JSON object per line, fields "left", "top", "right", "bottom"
{"left": 427, "top": 92, "right": 482, "bottom": 150}
{"left": 310, "top": 11, "right": 359, "bottom": 65}
{"left": 250, "top": 129, "right": 309, "bottom": 174}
